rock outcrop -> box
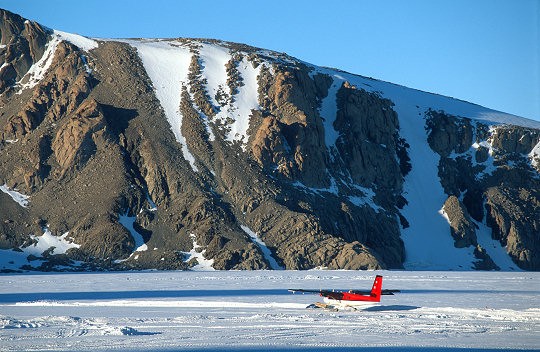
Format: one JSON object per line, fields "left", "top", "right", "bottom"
{"left": 0, "top": 10, "right": 48, "bottom": 95}
{"left": 442, "top": 195, "right": 477, "bottom": 248}
{"left": 485, "top": 187, "right": 540, "bottom": 270}
{"left": 426, "top": 110, "right": 540, "bottom": 270}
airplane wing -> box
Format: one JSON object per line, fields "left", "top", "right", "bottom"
{"left": 288, "top": 289, "right": 322, "bottom": 294}
{"left": 288, "top": 289, "right": 400, "bottom": 295}
{"left": 351, "top": 289, "right": 401, "bottom": 295}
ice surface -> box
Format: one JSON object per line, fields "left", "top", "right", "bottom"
{"left": 0, "top": 184, "right": 30, "bottom": 207}
{"left": 0, "top": 271, "right": 538, "bottom": 351}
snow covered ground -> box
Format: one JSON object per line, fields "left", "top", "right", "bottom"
{"left": 0, "top": 271, "right": 538, "bottom": 351}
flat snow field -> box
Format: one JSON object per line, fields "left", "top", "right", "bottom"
{"left": 0, "top": 271, "right": 538, "bottom": 352}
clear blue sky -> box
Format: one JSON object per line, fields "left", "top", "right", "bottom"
{"left": 1, "top": 0, "right": 539, "bottom": 121}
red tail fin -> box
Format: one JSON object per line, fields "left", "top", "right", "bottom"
{"left": 370, "top": 275, "right": 383, "bottom": 302}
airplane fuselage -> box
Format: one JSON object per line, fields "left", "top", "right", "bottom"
{"left": 322, "top": 297, "right": 378, "bottom": 308}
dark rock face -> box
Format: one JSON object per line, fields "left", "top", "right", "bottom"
{"left": 485, "top": 187, "right": 540, "bottom": 270}
{"left": 335, "top": 82, "right": 402, "bottom": 190}
{"left": 250, "top": 65, "right": 405, "bottom": 269}
{"left": 442, "top": 195, "right": 477, "bottom": 248}
{"left": 425, "top": 111, "right": 540, "bottom": 270}
{"left": 0, "top": 9, "right": 538, "bottom": 272}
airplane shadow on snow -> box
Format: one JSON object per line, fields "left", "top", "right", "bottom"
{"left": 362, "top": 304, "right": 419, "bottom": 312}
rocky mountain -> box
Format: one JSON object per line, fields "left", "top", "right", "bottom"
{"left": 1, "top": 9, "right": 539, "bottom": 272}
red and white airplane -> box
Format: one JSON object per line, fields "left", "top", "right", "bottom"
{"left": 289, "top": 275, "right": 399, "bottom": 309}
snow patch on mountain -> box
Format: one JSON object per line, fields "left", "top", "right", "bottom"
{"left": 225, "top": 56, "right": 261, "bottom": 148}
{"left": 437, "top": 202, "right": 517, "bottom": 270}
{"left": 182, "top": 234, "right": 215, "bottom": 270}
{"left": 474, "top": 218, "right": 521, "bottom": 271}
{"left": 16, "top": 34, "right": 60, "bottom": 92}
{"left": 311, "top": 65, "right": 540, "bottom": 130}
{"left": 348, "top": 184, "right": 382, "bottom": 213}
{"left": 144, "top": 193, "right": 158, "bottom": 212}
{"left": 198, "top": 43, "right": 230, "bottom": 108}
{"left": 0, "top": 249, "right": 33, "bottom": 271}
{"left": 127, "top": 40, "right": 198, "bottom": 171}
{"left": 319, "top": 75, "right": 342, "bottom": 150}
{"left": 292, "top": 177, "right": 339, "bottom": 196}
{"left": 447, "top": 124, "right": 498, "bottom": 180}
{"left": 354, "top": 81, "right": 477, "bottom": 270}
{"left": 293, "top": 177, "right": 384, "bottom": 213}
{"left": 529, "top": 140, "right": 540, "bottom": 169}
{"left": 241, "top": 225, "right": 284, "bottom": 270}
{"left": 25, "top": 228, "right": 80, "bottom": 256}
{"left": 397, "top": 108, "right": 476, "bottom": 269}
{"left": 53, "top": 30, "right": 98, "bottom": 51}
{"left": 438, "top": 207, "right": 451, "bottom": 224}
{"left": 0, "top": 228, "right": 80, "bottom": 271}
{"left": 471, "top": 145, "right": 497, "bottom": 180}
{"left": 118, "top": 212, "right": 147, "bottom": 253}
{"left": 0, "top": 184, "right": 30, "bottom": 207}
{"left": 10, "top": 30, "right": 97, "bottom": 94}
{"left": 124, "top": 40, "right": 263, "bottom": 164}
